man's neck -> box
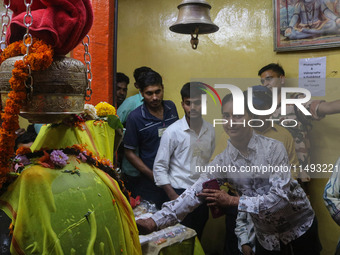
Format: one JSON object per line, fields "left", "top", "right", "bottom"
{"left": 230, "top": 131, "right": 253, "bottom": 157}
{"left": 186, "top": 116, "right": 203, "bottom": 135}
{"left": 146, "top": 103, "right": 164, "bottom": 120}
{"left": 254, "top": 121, "right": 271, "bottom": 133}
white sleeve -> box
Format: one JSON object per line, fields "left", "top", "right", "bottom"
{"left": 235, "top": 212, "right": 251, "bottom": 248}
{"left": 151, "top": 152, "right": 227, "bottom": 229}
{"left": 153, "top": 130, "right": 174, "bottom": 186}
{"left": 324, "top": 158, "right": 340, "bottom": 225}
{"left": 151, "top": 173, "right": 209, "bottom": 228}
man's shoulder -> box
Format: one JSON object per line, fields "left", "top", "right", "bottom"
{"left": 203, "top": 119, "right": 215, "bottom": 130}
{"left": 273, "top": 123, "right": 292, "bottom": 136}
{"left": 163, "top": 100, "right": 177, "bottom": 109}
{"left": 255, "top": 132, "right": 285, "bottom": 151}
{"left": 119, "top": 93, "right": 142, "bottom": 108}
{"left": 163, "top": 118, "right": 184, "bottom": 134}
{"left": 126, "top": 93, "right": 141, "bottom": 101}
{"left": 126, "top": 104, "right": 143, "bottom": 121}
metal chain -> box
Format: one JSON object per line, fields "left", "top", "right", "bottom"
{"left": 82, "top": 35, "right": 92, "bottom": 101}
{"left": 23, "top": 0, "right": 33, "bottom": 99}
{"left": 0, "top": 0, "right": 11, "bottom": 49}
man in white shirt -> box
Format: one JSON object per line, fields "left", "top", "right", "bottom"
{"left": 153, "top": 82, "right": 215, "bottom": 238}
{"left": 138, "top": 92, "right": 322, "bottom": 255}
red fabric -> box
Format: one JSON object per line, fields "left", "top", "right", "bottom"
{"left": 6, "top": 0, "right": 93, "bottom": 55}
{"left": 129, "top": 196, "right": 141, "bottom": 209}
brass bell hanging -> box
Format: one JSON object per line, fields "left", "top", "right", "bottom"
{"left": 170, "top": 0, "right": 219, "bottom": 49}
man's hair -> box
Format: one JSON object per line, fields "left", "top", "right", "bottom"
{"left": 180, "top": 82, "right": 206, "bottom": 100}
{"left": 117, "top": 72, "right": 130, "bottom": 85}
{"left": 251, "top": 85, "right": 273, "bottom": 109}
{"left": 138, "top": 70, "right": 163, "bottom": 91}
{"left": 133, "top": 66, "right": 152, "bottom": 84}
{"left": 258, "top": 63, "right": 285, "bottom": 76}
{"left": 221, "top": 91, "right": 251, "bottom": 115}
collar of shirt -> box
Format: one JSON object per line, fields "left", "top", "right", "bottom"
{"left": 140, "top": 101, "right": 172, "bottom": 121}
{"left": 227, "top": 131, "right": 258, "bottom": 161}
{"left": 180, "top": 116, "right": 209, "bottom": 137}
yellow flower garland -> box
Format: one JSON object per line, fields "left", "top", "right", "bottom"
{"left": 95, "top": 102, "right": 117, "bottom": 117}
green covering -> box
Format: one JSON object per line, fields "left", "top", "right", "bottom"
{"left": 0, "top": 120, "right": 141, "bottom": 255}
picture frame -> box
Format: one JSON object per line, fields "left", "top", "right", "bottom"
{"left": 273, "top": 0, "right": 340, "bottom": 52}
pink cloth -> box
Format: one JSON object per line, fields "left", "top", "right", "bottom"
{"left": 6, "top": 0, "right": 93, "bottom": 55}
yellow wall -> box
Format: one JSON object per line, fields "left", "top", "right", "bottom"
{"left": 117, "top": 0, "right": 340, "bottom": 254}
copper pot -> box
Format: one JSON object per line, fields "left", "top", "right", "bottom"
{"left": 0, "top": 56, "right": 87, "bottom": 123}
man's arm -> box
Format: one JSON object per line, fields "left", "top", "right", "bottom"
{"left": 137, "top": 153, "right": 227, "bottom": 233}
{"left": 137, "top": 173, "right": 209, "bottom": 234}
{"left": 324, "top": 157, "right": 340, "bottom": 225}
{"left": 161, "top": 184, "right": 179, "bottom": 200}
{"left": 123, "top": 110, "right": 154, "bottom": 179}
{"left": 317, "top": 100, "right": 340, "bottom": 116}
{"left": 124, "top": 148, "right": 154, "bottom": 180}
{"left": 235, "top": 212, "right": 255, "bottom": 255}
{"left": 153, "top": 130, "right": 178, "bottom": 200}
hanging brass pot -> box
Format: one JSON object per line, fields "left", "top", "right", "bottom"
{"left": 0, "top": 56, "right": 87, "bottom": 123}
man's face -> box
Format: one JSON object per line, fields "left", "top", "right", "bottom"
{"left": 141, "top": 84, "right": 164, "bottom": 110}
{"left": 222, "top": 101, "right": 252, "bottom": 140}
{"left": 260, "top": 70, "right": 284, "bottom": 91}
{"left": 181, "top": 96, "right": 202, "bottom": 120}
{"left": 116, "top": 82, "right": 128, "bottom": 105}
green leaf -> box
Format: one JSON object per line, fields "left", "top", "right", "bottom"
{"left": 107, "top": 115, "right": 123, "bottom": 130}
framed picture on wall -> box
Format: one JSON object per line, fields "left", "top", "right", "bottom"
{"left": 273, "top": 0, "right": 340, "bottom": 52}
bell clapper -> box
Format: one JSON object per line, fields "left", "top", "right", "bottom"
{"left": 190, "top": 27, "right": 199, "bottom": 49}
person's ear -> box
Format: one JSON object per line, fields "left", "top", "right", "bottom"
{"left": 280, "top": 75, "right": 285, "bottom": 85}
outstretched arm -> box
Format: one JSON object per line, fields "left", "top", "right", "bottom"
{"left": 317, "top": 100, "right": 340, "bottom": 116}
{"left": 153, "top": 130, "right": 179, "bottom": 200}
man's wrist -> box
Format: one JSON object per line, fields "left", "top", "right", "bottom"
{"left": 231, "top": 196, "right": 240, "bottom": 206}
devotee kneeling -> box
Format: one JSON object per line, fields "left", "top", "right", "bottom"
{"left": 137, "top": 92, "right": 322, "bottom": 255}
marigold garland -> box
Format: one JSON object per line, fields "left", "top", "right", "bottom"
{"left": 0, "top": 38, "right": 54, "bottom": 189}
{"left": 95, "top": 102, "right": 117, "bottom": 117}
{"left": 12, "top": 144, "right": 129, "bottom": 199}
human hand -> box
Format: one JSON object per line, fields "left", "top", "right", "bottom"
{"left": 242, "top": 244, "right": 255, "bottom": 255}
{"left": 146, "top": 170, "right": 155, "bottom": 181}
{"left": 298, "top": 170, "right": 311, "bottom": 183}
{"left": 284, "top": 27, "right": 292, "bottom": 36}
{"left": 136, "top": 218, "right": 157, "bottom": 235}
{"left": 198, "top": 189, "right": 239, "bottom": 207}
{"left": 336, "top": 17, "right": 340, "bottom": 27}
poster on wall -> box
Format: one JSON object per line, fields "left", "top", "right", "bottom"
{"left": 273, "top": 0, "right": 340, "bottom": 52}
{"left": 298, "top": 56, "right": 326, "bottom": 96}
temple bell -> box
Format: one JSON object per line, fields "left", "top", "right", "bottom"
{"left": 170, "top": 0, "right": 219, "bottom": 49}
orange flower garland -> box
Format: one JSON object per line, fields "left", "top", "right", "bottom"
{"left": 0, "top": 38, "right": 54, "bottom": 189}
